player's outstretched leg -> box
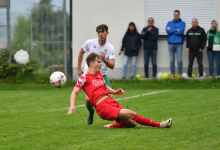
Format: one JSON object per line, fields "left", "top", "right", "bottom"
{"left": 104, "top": 119, "right": 137, "bottom": 128}
{"left": 118, "top": 109, "right": 172, "bottom": 128}
{"left": 85, "top": 95, "right": 94, "bottom": 125}
{"left": 160, "top": 118, "right": 172, "bottom": 128}
{"left": 104, "top": 123, "right": 127, "bottom": 128}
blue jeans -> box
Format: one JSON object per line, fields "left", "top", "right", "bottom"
{"left": 144, "top": 50, "right": 157, "bottom": 77}
{"left": 207, "top": 51, "right": 220, "bottom": 76}
{"left": 123, "top": 55, "right": 137, "bottom": 78}
{"left": 169, "top": 44, "right": 183, "bottom": 74}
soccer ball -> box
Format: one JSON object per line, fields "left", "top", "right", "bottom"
{"left": 161, "top": 72, "right": 170, "bottom": 79}
{"left": 50, "top": 71, "right": 66, "bottom": 88}
{"left": 182, "top": 73, "right": 189, "bottom": 79}
{"left": 135, "top": 73, "right": 143, "bottom": 79}
{"left": 174, "top": 73, "right": 178, "bottom": 78}
{"left": 197, "top": 72, "right": 206, "bottom": 77}
{"left": 192, "top": 72, "right": 197, "bottom": 78}
{"left": 156, "top": 72, "right": 163, "bottom": 78}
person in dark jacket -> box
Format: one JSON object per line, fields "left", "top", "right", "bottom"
{"left": 186, "top": 18, "right": 206, "bottom": 77}
{"left": 206, "top": 20, "right": 220, "bottom": 78}
{"left": 141, "top": 17, "right": 159, "bottom": 78}
{"left": 166, "top": 10, "right": 186, "bottom": 78}
{"left": 119, "top": 22, "right": 142, "bottom": 79}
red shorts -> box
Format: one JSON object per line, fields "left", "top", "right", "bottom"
{"left": 95, "top": 97, "right": 126, "bottom": 124}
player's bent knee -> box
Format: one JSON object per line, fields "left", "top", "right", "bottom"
{"left": 119, "top": 109, "right": 135, "bottom": 119}
{"left": 124, "top": 119, "right": 137, "bottom": 128}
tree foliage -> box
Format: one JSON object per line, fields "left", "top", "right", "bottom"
{"left": 11, "top": 0, "right": 70, "bottom": 72}
{"left": 0, "top": 48, "right": 38, "bottom": 83}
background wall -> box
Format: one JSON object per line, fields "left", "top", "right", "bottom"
{"left": 72, "top": 0, "right": 219, "bottom": 80}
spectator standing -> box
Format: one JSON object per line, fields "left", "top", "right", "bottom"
{"left": 206, "top": 20, "right": 220, "bottom": 78}
{"left": 186, "top": 18, "right": 206, "bottom": 77}
{"left": 166, "top": 10, "right": 186, "bottom": 78}
{"left": 141, "top": 17, "right": 159, "bottom": 78}
{"left": 119, "top": 22, "right": 142, "bottom": 79}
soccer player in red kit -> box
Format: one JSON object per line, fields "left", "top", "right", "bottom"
{"left": 67, "top": 53, "right": 172, "bottom": 128}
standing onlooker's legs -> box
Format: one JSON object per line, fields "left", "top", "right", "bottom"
{"left": 151, "top": 50, "right": 157, "bottom": 77}
{"left": 130, "top": 56, "right": 137, "bottom": 78}
{"left": 196, "top": 51, "right": 203, "bottom": 77}
{"left": 207, "top": 51, "right": 214, "bottom": 76}
{"left": 176, "top": 44, "right": 183, "bottom": 74}
{"left": 123, "top": 55, "right": 130, "bottom": 78}
{"left": 169, "top": 44, "right": 175, "bottom": 75}
{"left": 188, "top": 51, "right": 195, "bottom": 77}
{"left": 214, "top": 51, "right": 220, "bottom": 76}
{"left": 144, "top": 50, "right": 151, "bottom": 78}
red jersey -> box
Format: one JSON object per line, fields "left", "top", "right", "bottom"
{"left": 75, "top": 72, "right": 108, "bottom": 106}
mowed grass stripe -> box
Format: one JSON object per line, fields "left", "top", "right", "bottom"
{"left": 0, "top": 89, "right": 220, "bottom": 149}
{"left": 0, "top": 90, "right": 171, "bottom": 113}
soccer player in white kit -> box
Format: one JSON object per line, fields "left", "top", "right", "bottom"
{"left": 76, "top": 24, "right": 115, "bottom": 125}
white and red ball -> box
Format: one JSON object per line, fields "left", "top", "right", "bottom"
{"left": 50, "top": 71, "right": 66, "bottom": 88}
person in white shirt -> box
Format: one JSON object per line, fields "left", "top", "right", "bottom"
{"left": 77, "top": 24, "right": 115, "bottom": 125}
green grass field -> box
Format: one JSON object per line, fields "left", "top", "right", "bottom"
{"left": 0, "top": 81, "right": 220, "bottom": 150}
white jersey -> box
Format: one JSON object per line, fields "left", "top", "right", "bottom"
{"left": 82, "top": 38, "right": 115, "bottom": 75}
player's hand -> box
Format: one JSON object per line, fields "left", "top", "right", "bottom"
{"left": 199, "top": 49, "right": 202, "bottom": 52}
{"left": 77, "top": 68, "right": 83, "bottom": 76}
{"left": 118, "top": 51, "right": 123, "bottom": 55}
{"left": 142, "top": 32, "right": 145, "bottom": 35}
{"left": 115, "top": 88, "right": 124, "bottom": 95}
{"left": 67, "top": 107, "right": 76, "bottom": 115}
{"left": 177, "top": 28, "right": 180, "bottom": 31}
{"left": 167, "top": 26, "right": 171, "bottom": 30}
{"left": 147, "top": 27, "right": 152, "bottom": 32}
{"left": 100, "top": 51, "right": 105, "bottom": 60}
{"left": 186, "top": 48, "right": 189, "bottom": 52}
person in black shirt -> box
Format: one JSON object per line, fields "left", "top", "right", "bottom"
{"left": 186, "top": 18, "right": 206, "bottom": 77}
{"left": 206, "top": 20, "right": 220, "bottom": 78}
{"left": 141, "top": 17, "right": 159, "bottom": 78}
{"left": 119, "top": 22, "right": 142, "bottom": 79}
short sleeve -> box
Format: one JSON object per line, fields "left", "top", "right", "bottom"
{"left": 75, "top": 75, "right": 86, "bottom": 89}
{"left": 109, "top": 46, "right": 115, "bottom": 59}
{"left": 82, "top": 40, "right": 90, "bottom": 52}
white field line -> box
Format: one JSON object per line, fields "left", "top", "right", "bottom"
{"left": 45, "top": 90, "right": 171, "bottom": 112}
{"left": 0, "top": 90, "right": 171, "bottom": 112}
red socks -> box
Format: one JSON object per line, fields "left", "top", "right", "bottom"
{"left": 108, "top": 123, "right": 128, "bottom": 128}
{"left": 133, "top": 114, "right": 160, "bottom": 127}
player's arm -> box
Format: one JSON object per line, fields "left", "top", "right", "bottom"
{"left": 77, "top": 48, "right": 85, "bottom": 76}
{"left": 105, "top": 84, "right": 124, "bottom": 95}
{"left": 104, "top": 58, "right": 115, "bottom": 69}
{"left": 100, "top": 51, "right": 115, "bottom": 69}
{"left": 67, "top": 87, "right": 81, "bottom": 115}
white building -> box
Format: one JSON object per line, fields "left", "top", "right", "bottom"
{"left": 71, "top": 0, "right": 219, "bottom": 79}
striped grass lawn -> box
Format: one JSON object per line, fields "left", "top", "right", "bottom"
{"left": 0, "top": 83, "right": 220, "bottom": 149}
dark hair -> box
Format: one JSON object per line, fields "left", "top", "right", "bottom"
{"left": 86, "top": 53, "right": 101, "bottom": 67}
{"left": 96, "top": 24, "right": 108, "bottom": 32}
{"left": 126, "top": 22, "right": 137, "bottom": 35}
{"left": 174, "top": 10, "right": 180, "bottom": 14}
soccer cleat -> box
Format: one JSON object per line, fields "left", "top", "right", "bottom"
{"left": 178, "top": 74, "right": 182, "bottom": 78}
{"left": 160, "top": 118, "right": 172, "bottom": 128}
{"left": 87, "top": 111, "right": 94, "bottom": 125}
{"left": 104, "top": 124, "right": 113, "bottom": 128}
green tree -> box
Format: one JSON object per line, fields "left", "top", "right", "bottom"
{"left": 11, "top": 0, "right": 70, "bottom": 73}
